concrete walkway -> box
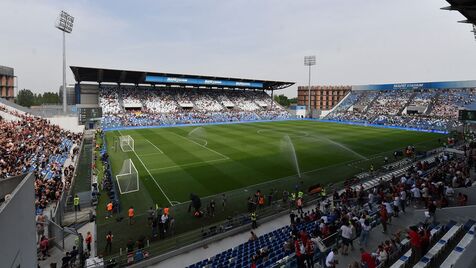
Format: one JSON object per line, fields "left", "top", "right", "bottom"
{"left": 38, "top": 222, "right": 96, "bottom": 268}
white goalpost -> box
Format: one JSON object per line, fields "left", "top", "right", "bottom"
{"left": 116, "top": 159, "right": 139, "bottom": 194}
{"left": 119, "top": 135, "right": 135, "bottom": 152}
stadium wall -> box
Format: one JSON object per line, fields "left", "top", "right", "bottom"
{"left": 0, "top": 173, "right": 37, "bottom": 268}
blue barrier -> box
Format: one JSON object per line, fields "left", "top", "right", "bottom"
{"left": 310, "top": 119, "right": 449, "bottom": 134}
{"left": 103, "top": 118, "right": 448, "bottom": 134}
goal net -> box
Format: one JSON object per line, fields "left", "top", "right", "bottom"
{"left": 116, "top": 159, "right": 139, "bottom": 194}
{"left": 120, "top": 135, "right": 134, "bottom": 152}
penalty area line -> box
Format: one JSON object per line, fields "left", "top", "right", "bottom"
{"left": 118, "top": 130, "right": 173, "bottom": 206}
{"left": 145, "top": 138, "right": 164, "bottom": 154}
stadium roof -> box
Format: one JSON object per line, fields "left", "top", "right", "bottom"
{"left": 70, "top": 66, "right": 294, "bottom": 90}
{"left": 442, "top": 0, "right": 476, "bottom": 24}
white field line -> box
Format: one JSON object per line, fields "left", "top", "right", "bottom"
{"left": 190, "top": 136, "right": 208, "bottom": 146}
{"left": 145, "top": 139, "right": 163, "bottom": 154}
{"left": 149, "top": 158, "right": 229, "bottom": 172}
{"left": 137, "top": 152, "right": 164, "bottom": 157}
{"left": 118, "top": 130, "right": 173, "bottom": 206}
{"left": 171, "top": 132, "right": 229, "bottom": 160}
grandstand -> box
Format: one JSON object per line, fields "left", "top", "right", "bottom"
{"left": 325, "top": 80, "right": 476, "bottom": 132}
{"left": 4, "top": 68, "right": 476, "bottom": 268}
{"left": 3, "top": 1, "right": 476, "bottom": 267}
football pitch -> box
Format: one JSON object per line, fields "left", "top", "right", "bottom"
{"left": 98, "top": 120, "right": 444, "bottom": 253}
{"left": 105, "top": 120, "right": 445, "bottom": 207}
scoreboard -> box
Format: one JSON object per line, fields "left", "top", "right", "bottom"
{"left": 78, "top": 107, "right": 102, "bottom": 124}
{"left": 458, "top": 110, "right": 476, "bottom": 122}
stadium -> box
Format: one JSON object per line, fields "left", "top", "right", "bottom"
{"left": 2, "top": 1, "right": 476, "bottom": 268}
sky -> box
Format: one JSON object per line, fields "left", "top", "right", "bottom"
{"left": 1, "top": 0, "right": 475, "bottom": 97}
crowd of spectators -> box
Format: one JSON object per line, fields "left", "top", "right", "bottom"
{"left": 99, "top": 86, "right": 290, "bottom": 128}
{"left": 326, "top": 88, "right": 476, "bottom": 131}
{"left": 0, "top": 104, "right": 82, "bottom": 223}
{"left": 275, "top": 140, "right": 474, "bottom": 267}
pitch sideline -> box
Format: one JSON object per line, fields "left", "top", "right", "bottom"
{"left": 118, "top": 130, "right": 173, "bottom": 206}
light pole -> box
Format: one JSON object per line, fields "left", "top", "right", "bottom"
{"left": 472, "top": 24, "right": 476, "bottom": 41}
{"left": 55, "top": 11, "right": 74, "bottom": 113}
{"left": 304, "top": 56, "right": 316, "bottom": 118}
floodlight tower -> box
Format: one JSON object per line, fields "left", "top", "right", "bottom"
{"left": 304, "top": 56, "right": 316, "bottom": 118}
{"left": 472, "top": 24, "right": 476, "bottom": 41}
{"left": 55, "top": 11, "right": 74, "bottom": 113}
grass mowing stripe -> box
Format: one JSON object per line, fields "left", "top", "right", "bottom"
{"left": 170, "top": 131, "right": 230, "bottom": 160}
{"left": 117, "top": 130, "right": 173, "bottom": 206}
{"left": 145, "top": 138, "right": 163, "bottom": 153}
{"left": 148, "top": 158, "right": 229, "bottom": 172}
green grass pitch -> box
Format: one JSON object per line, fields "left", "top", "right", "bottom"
{"left": 96, "top": 120, "right": 444, "bottom": 254}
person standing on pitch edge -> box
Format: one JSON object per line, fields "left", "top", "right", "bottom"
{"left": 251, "top": 211, "right": 257, "bottom": 229}
{"left": 74, "top": 194, "right": 80, "bottom": 211}
{"left": 128, "top": 206, "right": 135, "bottom": 225}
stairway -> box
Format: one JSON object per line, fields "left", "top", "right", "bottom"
{"left": 424, "top": 91, "right": 441, "bottom": 115}
{"left": 398, "top": 91, "right": 417, "bottom": 116}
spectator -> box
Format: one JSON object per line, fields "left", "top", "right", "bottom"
{"left": 457, "top": 193, "right": 468, "bottom": 206}
{"left": 85, "top": 231, "right": 92, "bottom": 253}
{"left": 70, "top": 246, "right": 78, "bottom": 266}
{"left": 61, "top": 252, "right": 71, "bottom": 268}
{"left": 39, "top": 235, "right": 50, "bottom": 260}
{"left": 379, "top": 205, "right": 388, "bottom": 234}
{"left": 249, "top": 231, "right": 258, "bottom": 241}
{"left": 325, "top": 248, "right": 338, "bottom": 268}
{"left": 340, "top": 220, "right": 353, "bottom": 255}
{"left": 105, "top": 231, "right": 113, "bottom": 255}
{"left": 408, "top": 226, "right": 421, "bottom": 262}
{"left": 360, "top": 248, "right": 376, "bottom": 268}
{"left": 128, "top": 206, "right": 135, "bottom": 225}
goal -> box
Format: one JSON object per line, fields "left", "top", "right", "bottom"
{"left": 119, "top": 135, "right": 134, "bottom": 152}
{"left": 116, "top": 159, "right": 139, "bottom": 194}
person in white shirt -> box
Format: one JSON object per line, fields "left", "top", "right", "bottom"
{"left": 411, "top": 186, "right": 421, "bottom": 207}
{"left": 393, "top": 196, "right": 400, "bottom": 217}
{"left": 384, "top": 201, "right": 393, "bottom": 223}
{"left": 400, "top": 176, "right": 407, "bottom": 184}
{"left": 340, "top": 222, "right": 353, "bottom": 255}
{"left": 400, "top": 189, "right": 407, "bottom": 213}
{"left": 325, "top": 248, "right": 338, "bottom": 268}
{"left": 359, "top": 218, "right": 371, "bottom": 247}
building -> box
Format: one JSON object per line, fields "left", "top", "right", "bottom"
{"left": 297, "top": 85, "right": 351, "bottom": 111}
{"left": 0, "top": 173, "right": 37, "bottom": 267}
{"left": 0, "top": 65, "right": 15, "bottom": 101}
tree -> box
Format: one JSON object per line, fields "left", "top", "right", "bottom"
{"left": 273, "top": 94, "right": 291, "bottom": 107}
{"left": 41, "top": 92, "right": 61, "bottom": 104}
{"left": 16, "top": 89, "right": 35, "bottom": 107}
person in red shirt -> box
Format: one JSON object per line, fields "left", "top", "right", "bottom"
{"left": 360, "top": 248, "right": 376, "bottom": 268}
{"left": 408, "top": 226, "right": 421, "bottom": 261}
{"left": 128, "top": 206, "right": 135, "bottom": 225}
{"left": 294, "top": 239, "right": 305, "bottom": 268}
{"left": 420, "top": 227, "right": 431, "bottom": 255}
{"left": 305, "top": 239, "right": 315, "bottom": 268}
{"left": 39, "top": 236, "right": 50, "bottom": 260}
{"left": 380, "top": 205, "right": 388, "bottom": 233}
{"left": 85, "top": 231, "right": 93, "bottom": 253}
